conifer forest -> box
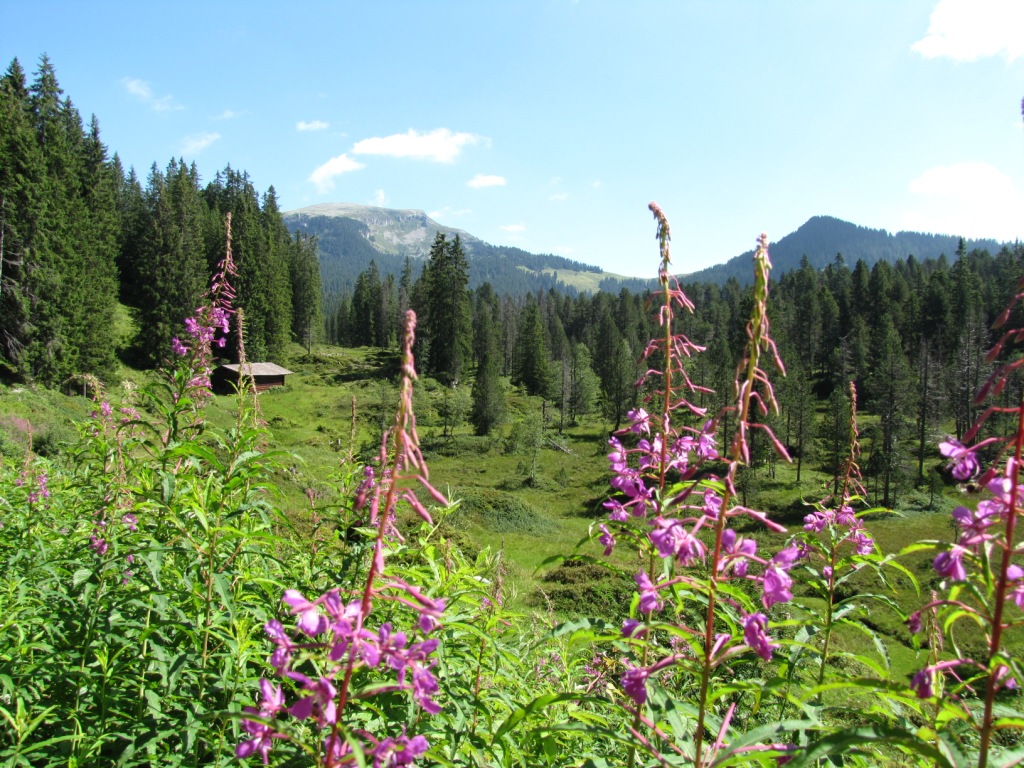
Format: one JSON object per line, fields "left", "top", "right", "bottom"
{"left": 2, "top": 55, "right": 1024, "bottom": 768}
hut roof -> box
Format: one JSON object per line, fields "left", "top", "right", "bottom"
{"left": 219, "top": 363, "right": 294, "bottom": 377}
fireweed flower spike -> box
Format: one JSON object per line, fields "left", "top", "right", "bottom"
{"left": 238, "top": 311, "right": 441, "bottom": 767}
{"left": 602, "top": 206, "right": 791, "bottom": 768}
{"left": 907, "top": 265, "right": 1024, "bottom": 767}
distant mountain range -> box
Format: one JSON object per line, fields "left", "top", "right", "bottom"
{"left": 283, "top": 205, "right": 1008, "bottom": 296}
{"left": 283, "top": 204, "right": 617, "bottom": 297}
{"left": 682, "top": 216, "right": 1005, "bottom": 285}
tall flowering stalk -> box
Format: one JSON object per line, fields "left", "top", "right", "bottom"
{"left": 159, "top": 212, "right": 238, "bottom": 445}
{"left": 908, "top": 271, "right": 1024, "bottom": 767}
{"left": 778, "top": 381, "right": 917, "bottom": 725}
{"left": 602, "top": 205, "right": 794, "bottom": 767}
{"left": 238, "top": 310, "right": 448, "bottom": 767}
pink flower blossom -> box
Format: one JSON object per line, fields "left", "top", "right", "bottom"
{"left": 761, "top": 564, "right": 793, "bottom": 609}
{"left": 743, "top": 612, "right": 778, "bottom": 661}
{"left": 621, "top": 665, "right": 650, "bottom": 704}
{"left": 939, "top": 437, "right": 979, "bottom": 481}
{"left": 282, "top": 589, "right": 328, "bottom": 636}
{"left": 635, "top": 571, "right": 663, "bottom": 614}
{"left": 934, "top": 546, "right": 968, "bottom": 581}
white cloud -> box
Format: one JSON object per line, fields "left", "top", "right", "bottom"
{"left": 549, "top": 192, "right": 569, "bottom": 202}
{"left": 900, "top": 162, "right": 1024, "bottom": 241}
{"left": 180, "top": 132, "right": 221, "bottom": 155}
{"left": 467, "top": 173, "right": 506, "bottom": 188}
{"left": 912, "top": 0, "right": 1024, "bottom": 61}
{"left": 122, "top": 77, "right": 151, "bottom": 99}
{"left": 297, "top": 119, "right": 329, "bottom": 132}
{"left": 428, "top": 206, "right": 471, "bottom": 220}
{"left": 372, "top": 189, "right": 389, "bottom": 206}
{"left": 352, "top": 128, "right": 482, "bottom": 163}
{"left": 309, "top": 153, "right": 366, "bottom": 194}
{"left": 122, "top": 77, "right": 182, "bottom": 111}
{"left": 500, "top": 224, "right": 526, "bottom": 233}
{"left": 216, "top": 109, "right": 239, "bottom": 120}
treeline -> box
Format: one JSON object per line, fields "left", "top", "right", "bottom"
{"left": 338, "top": 239, "right": 1024, "bottom": 506}
{"left": 0, "top": 55, "right": 322, "bottom": 385}
{"left": 685, "top": 214, "right": 1004, "bottom": 286}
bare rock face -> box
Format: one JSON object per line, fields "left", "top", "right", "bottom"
{"left": 284, "top": 203, "right": 478, "bottom": 259}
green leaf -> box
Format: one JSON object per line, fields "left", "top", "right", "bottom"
{"left": 781, "top": 724, "right": 957, "bottom": 768}
{"left": 72, "top": 568, "right": 92, "bottom": 589}
{"left": 492, "top": 692, "right": 602, "bottom": 743}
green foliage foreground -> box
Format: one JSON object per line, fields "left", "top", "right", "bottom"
{"left": 1, "top": 207, "right": 1023, "bottom": 768}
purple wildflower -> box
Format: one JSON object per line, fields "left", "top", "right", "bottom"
{"left": 286, "top": 673, "right": 338, "bottom": 726}
{"left": 622, "top": 618, "right": 643, "bottom": 638}
{"left": 1008, "top": 564, "right": 1024, "bottom": 609}
{"left": 761, "top": 564, "right": 793, "bottom": 609}
{"left": 907, "top": 611, "right": 922, "bottom": 634}
{"left": 264, "top": 619, "right": 297, "bottom": 671}
{"left": 170, "top": 336, "right": 188, "bottom": 356}
{"left": 911, "top": 668, "right": 934, "bottom": 699}
{"left": 939, "top": 437, "right": 979, "bottom": 481}
{"left": 719, "top": 528, "right": 757, "bottom": 577}
{"left": 370, "top": 733, "right": 429, "bottom": 767}
{"left": 635, "top": 571, "right": 663, "bottom": 614}
{"left": 598, "top": 523, "right": 615, "bottom": 555}
{"left": 621, "top": 665, "right": 650, "bottom": 704}
{"left": 743, "top": 612, "right": 778, "bottom": 661}
{"left": 934, "top": 546, "right": 968, "bottom": 582}
{"left": 627, "top": 407, "right": 651, "bottom": 435}
{"left": 282, "top": 589, "right": 328, "bottom": 636}
{"left": 851, "top": 530, "right": 874, "bottom": 555}
{"left": 649, "top": 517, "right": 706, "bottom": 565}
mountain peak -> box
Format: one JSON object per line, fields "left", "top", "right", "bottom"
{"left": 285, "top": 203, "right": 479, "bottom": 259}
{"left": 684, "top": 215, "right": 1002, "bottom": 285}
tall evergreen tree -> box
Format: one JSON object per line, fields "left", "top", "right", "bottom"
{"left": 289, "top": 231, "right": 322, "bottom": 353}
{"left": 865, "top": 317, "right": 915, "bottom": 506}
{"left": 512, "top": 298, "right": 552, "bottom": 397}
{"left": 132, "top": 159, "right": 208, "bottom": 365}
{"left": 470, "top": 309, "right": 505, "bottom": 435}
{"left": 422, "top": 233, "right": 470, "bottom": 384}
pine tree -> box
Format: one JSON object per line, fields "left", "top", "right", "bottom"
{"left": 132, "top": 159, "right": 208, "bottom": 365}
{"left": 865, "top": 317, "right": 915, "bottom": 506}
{"left": 422, "top": 233, "right": 470, "bottom": 384}
{"left": 566, "top": 342, "right": 600, "bottom": 425}
{"left": 351, "top": 262, "right": 381, "bottom": 347}
{"left": 470, "top": 309, "right": 506, "bottom": 435}
{"left": 289, "top": 231, "right": 322, "bottom": 353}
{"left": 512, "top": 298, "right": 552, "bottom": 397}
{"left": 0, "top": 58, "right": 42, "bottom": 373}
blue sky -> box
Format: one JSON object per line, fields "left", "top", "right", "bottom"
{"left": 2, "top": 0, "right": 1023, "bottom": 277}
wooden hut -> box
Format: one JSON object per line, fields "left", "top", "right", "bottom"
{"left": 213, "top": 362, "right": 294, "bottom": 394}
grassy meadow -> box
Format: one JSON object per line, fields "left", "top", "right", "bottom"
{"left": 1, "top": 336, "right": 989, "bottom": 685}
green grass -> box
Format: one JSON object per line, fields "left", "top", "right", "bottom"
{"left": 6, "top": 337, "right": 1011, "bottom": 677}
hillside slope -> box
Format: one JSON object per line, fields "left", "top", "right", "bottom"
{"left": 684, "top": 215, "right": 1005, "bottom": 285}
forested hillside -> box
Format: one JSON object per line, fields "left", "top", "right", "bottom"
{"left": 0, "top": 56, "right": 322, "bottom": 384}
{"left": 686, "top": 215, "right": 1004, "bottom": 285}
{"left": 331, "top": 233, "right": 1024, "bottom": 506}
{"left": 284, "top": 206, "right": 601, "bottom": 298}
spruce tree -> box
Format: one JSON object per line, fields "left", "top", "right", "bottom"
{"left": 132, "top": 159, "right": 208, "bottom": 365}
{"left": 512, "top": 298, "right": 552, "bottom": 397}
{"left": 422, "top": 233, "right": 470, "bottom": 384}
{"left": 289, "top": 231, "right": 322, "bottom": 353}
{"left": 470, "top": 309, "right": 506, "bottom": 435}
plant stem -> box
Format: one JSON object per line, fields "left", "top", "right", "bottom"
{"left": 976, "top": 387, "right": 1024, "bottom": 768}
